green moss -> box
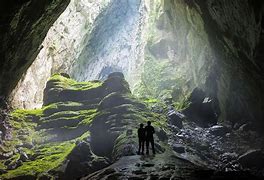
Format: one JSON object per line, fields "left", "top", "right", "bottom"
{"left": 42, "top": 102, "right": 84, "bottom": 116}
{"left": 173, "top": 92, "right": 191, "bottom": 111}
{"left": 1, "top": 142, "right": 75, "bottom": 179}
{"left": 12, "top": 108, "right": 43, "bottom": 118}
{"left": 49, "top": 74, "right": 102, "bottom": 91}
{"left": 143, "top": 98, "right": 159, "bottom": 104}
{"left": 0, "top": 109, "right": 39, "bottom": 153}
{"left": 79, "top": 109, "right": 98, "bottom": 126}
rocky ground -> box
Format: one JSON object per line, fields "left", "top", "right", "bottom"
{"left": 0, "top": 72, "right": 264, "bottom": 179}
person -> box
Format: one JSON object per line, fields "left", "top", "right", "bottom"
{"left": 145, "top": 121, "right": 155, "bottom": 155}
{"left": 137, "top": 123, "right": 145, "bottom": 155}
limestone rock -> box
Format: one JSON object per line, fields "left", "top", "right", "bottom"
{"left": 167, "top": 109, "right": 184, "bottom": 129}
{"left": 172, "top": 144, "right": 185, "bottom": 154}
{"left": 209, "top": 125, "right": 229, "bottom": 136}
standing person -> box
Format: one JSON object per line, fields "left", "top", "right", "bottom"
{"left": 145, "top": 121, "right": 155, "bottom": 155}
{"left": 137, "top": 123, "right": 145, "bottom": 155}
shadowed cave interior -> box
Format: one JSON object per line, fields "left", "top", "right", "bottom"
{"left": 0, "top": 0, "right": 264, "bottom": 179}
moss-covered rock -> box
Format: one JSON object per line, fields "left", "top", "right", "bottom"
{"left": 43, "top": 74, "right": 103, "bottom": 105}
{"left": 1, "top": 72, "right": 169, "bottom": 179}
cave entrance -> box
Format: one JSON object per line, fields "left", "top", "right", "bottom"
{"left": 10, "top": 0, "right": 217, "bottom": 120}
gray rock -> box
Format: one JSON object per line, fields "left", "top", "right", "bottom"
{"left": 167, "top": 110, "right": 183, "bottom": 129}
{"left": 172, "top": 144, "right": 185, "bottom": 154}
{"left": 19, "top": 151, "right": 29, "bottom": 162}
{"left": 209, "top": 125, "right": 229, "bottom": 136}
{"left": 156, "top": 129, "right": 168, "bottom": 141}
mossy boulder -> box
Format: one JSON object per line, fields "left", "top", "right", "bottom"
{"left": 1, "top": 72, "right": 169, "bottom": 179}
{"left": 43, "top": 74, "right": 103, "bottom": 105}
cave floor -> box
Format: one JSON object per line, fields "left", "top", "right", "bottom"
{"left": 83, "top": 148, "right": 211, "bottom": 180}
{"left": 83, "top": 147, "right": 262, "bottom": 180}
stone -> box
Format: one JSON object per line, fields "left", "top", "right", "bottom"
{"left": 19, "top": 151, "right": 29, "bottom": 162}
{"left": 167, "top": 110, "right": 184, "bottom": 129}
{"left": 22, "top": 142, "right": 34, "bottom": 149}
{"left": 108, "top": 72, "right": 125, "bottom": 79}
{"left": 60, "top": 73, "right": 70, "bottom": 78}
{"left": 209, "top": 125, "right": 229, "bottom": 136}
{"left": 102, "top": 73, "right": 131, "bottom": 95}
{"left": 238, "top": 149, "right": 264, "bottom": 169}
{"left": 172, "top": 144, "right": 185, "bottom": 154}
{"left": 156, "top": 129, "right": 168, "bottom": 141}
{"left": 126, "top": 129, "right": 133, "bottom": 136}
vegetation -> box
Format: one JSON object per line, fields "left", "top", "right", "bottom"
{"left": 2, "top": 142, "right": 75, "bottom": 179}
{"left": 49, "top": 74, "right": 102, "bottom": 91}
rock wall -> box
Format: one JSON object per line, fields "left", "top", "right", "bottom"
{"left": 184, "top": 0, "right": 264, "bottom": 129}
{"left": 136, "top": 0, "right": 264, "bottom": 129}
{"left": 135, "top": 0, "right": 214, "bottom": 102}
{"left": 0, "top": 0, "right": 70, "bottom": 97}
{"left": 3, "top": 0, "right": 264, "bottom": 130}
{"left": 9, "top": 0, "right": 110, "bottom": 109}
{"left": 72, "top": 0, "right": 148, "bottom": 87}
{"left": 156, "top": 0, "right": 263, "bottom": 128}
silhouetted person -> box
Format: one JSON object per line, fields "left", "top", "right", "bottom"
{"left": 137, "top": 123, "right": 145, "bottom": 155}
{"left": 145, "top": 121, "right": 155, "bottom": 155}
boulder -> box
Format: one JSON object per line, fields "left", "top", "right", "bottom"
{"left": 60, "top": 73, "right": 70, "bottom": 78}
{"left": 19, "top": 150, "right": 29, "bottom": 162}
{"left": 156, "top": 129, "right": 168, "bottom": 141}
{"left": 107, "top": 72, "right": 125, "bottom": 79}
{"left": 209, "top": 125, "right": 229, "bottom": 136}
{"left": 238, "top": 149, "right": 264, "bottom": 169}
{"left": 172, "top": 144, "right": 185, "bottom": 154}
{"left": 167, "top": 110, "right": 184, "bottom": 129}
{"left": 102, "top": 72, "right": 130, "bottom": 95}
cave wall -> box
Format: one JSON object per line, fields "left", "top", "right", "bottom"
{"left": 135, "top": 0, "right": 214, "bottom": 101}
{"left": 136, "top": 0, "right": 264, "bottom": 129}
{"left": 178, "top": 0, "right": 264, "bottom": 128}
{"left": 2, "top": 0, "right": 264, "bottom": 130}
{"left": 8, "top": 0, "right": 110, "bottom": 109}
{"left": 72, "top": 0, "right": 148, "bottom": 87}
{"left": 0, "top": 0, "right": 70, "bottom": 98}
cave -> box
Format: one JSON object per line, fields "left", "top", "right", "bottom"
{"left": 0, "top": 0, "right": 264, "bottom": 179}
